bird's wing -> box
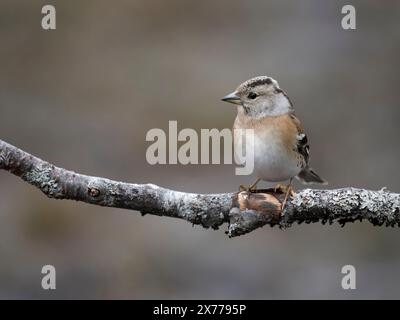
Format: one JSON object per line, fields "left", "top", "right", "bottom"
{"left": 290, "top": 113, "right": 310, "bottom": 165}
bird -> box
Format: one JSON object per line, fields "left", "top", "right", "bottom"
{"left": 221, "top": 76, "right": 326, "bottom": 210}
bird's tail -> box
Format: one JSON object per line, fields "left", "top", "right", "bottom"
{"left": 296, "top": 167, "right": 327, "bottom": 185}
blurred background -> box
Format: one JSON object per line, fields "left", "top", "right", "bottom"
{"left": 0, "top": 0, "right": 399, "bottom": 299}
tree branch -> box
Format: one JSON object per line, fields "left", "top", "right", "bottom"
{"left": 1, "top": 139, "right": 399, "bottom": 237}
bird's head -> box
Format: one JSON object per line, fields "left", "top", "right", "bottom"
{"left": 221, "top": 76, "right": 293, "bottom": 118}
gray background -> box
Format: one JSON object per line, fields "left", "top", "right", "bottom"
{"left": 0, "top": 0, "right": 399, "bottom": 299}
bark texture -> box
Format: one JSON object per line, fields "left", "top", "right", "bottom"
{"left": 1, "top": 139, "right": 399, "bottom": 237}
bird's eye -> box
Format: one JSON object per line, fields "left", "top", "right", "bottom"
{"left": 247, "top": 92, "right": 257, "bottom": 99}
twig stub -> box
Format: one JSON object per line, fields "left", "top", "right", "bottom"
{"left": 228, "top": 189, "right": 284, "bottom": 237}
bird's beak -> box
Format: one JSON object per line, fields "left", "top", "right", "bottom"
{"left": 221, "top": 91, "right": 241, "bottom": 105}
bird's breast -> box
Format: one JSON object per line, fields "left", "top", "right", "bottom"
{"left": 233, "top": 114, "right": 302, "bottom": 182}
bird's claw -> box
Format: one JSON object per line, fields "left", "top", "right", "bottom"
{"left": 279, "top": 184, "right": 296, "bottom": 215}
{"left": 239, "top": 184, "right": 257, "bottom": 193}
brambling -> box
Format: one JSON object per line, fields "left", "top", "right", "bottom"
{"left": 222, "top": 76, "right": 326, "bottom": 210}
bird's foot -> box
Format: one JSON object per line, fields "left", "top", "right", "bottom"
{"left": 274, "top": 184, "right": 296, "bottom": 216}
{"left": 274, "top": 183, "right": 288, "bottom": 194}
{"left": 273, "top": 184, "right": 296, "bottom": 196}
{"left": 239, "top": 184, "right": 258, "bottom": 193}
{"left": 239, "top": 178, "right": 260, "bottom": 193}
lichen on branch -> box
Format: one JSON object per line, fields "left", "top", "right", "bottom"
{"left": 1, "top": 139, "right": 399, "bottom": 237}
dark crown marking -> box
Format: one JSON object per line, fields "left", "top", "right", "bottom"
{"left": 246, "top": 77, "right": 272, "bottom": 88}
